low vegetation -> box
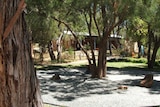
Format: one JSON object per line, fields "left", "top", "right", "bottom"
{"left": 107, "top": 57, "right": 160, "bottom": 71}
{"left": 35, "top": 57, "right": 160, "bottom": 72}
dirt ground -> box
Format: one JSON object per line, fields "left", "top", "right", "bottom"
{"left": 37, "top": 64, "right": 160, "bottom": 107}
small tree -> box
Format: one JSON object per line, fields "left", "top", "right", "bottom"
{"left": 137, "top": 0, "right": 160, "bottom": 68}
{"left": 53, "top": 0, "right": 138, "bottom": 78}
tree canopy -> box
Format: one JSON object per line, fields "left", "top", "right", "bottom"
{"left": 26, "top": 0, "right": 58, "bottom": 46}
{"left": 50, "top": 0, "right": 140, "bottom": 78}
{"left": 138, "top": 0, "right": 160, "bottom": 68}
{"left": 26, "top": 0, "right": 160, "bottom": 71}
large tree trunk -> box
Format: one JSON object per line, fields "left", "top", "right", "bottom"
{"left": 148, "top": 39, "right": 160, "bottom": 69}
{"left": 96, "top": 49, "right": 107, "bottom": 78}
{"left": 97, "top": 39, "right": 107, "bottom": 78}
{"left": 147, "top": 24, "right": 160, "bottom": 68}
{"left": 0, "top": 1, "right": 43, "bottom": 107}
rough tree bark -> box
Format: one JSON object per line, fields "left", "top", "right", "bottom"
{"left": 148, "top": 41, "right": 160, "bottom": 68}
{"left": 147, "top": 25, "right": 160, "bottom": 69}
{"left": 97, "top": 45, "right": 107, "bottom": 78}
{"left": 148, "top": 35, "right": 160, "bottom": 68}
{"left": 48, "top": 40, "right": 56, "bottom": 61}
{"left": 0, "top": 0, "right": 43, "bottom": 107}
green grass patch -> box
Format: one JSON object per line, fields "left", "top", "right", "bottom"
{"left": 107, "top": 62, "right": 147, "bottom": 69}
{"left": 35, "top": 62, "right": 86, "bottom": 70}
{"left": 107, "top": 57, "right": 147, "bottom": 69}
{"left": 107, "top": 57, "right": 160, "bottom": 72}
{"left": 107, "top": 61, "right": 147, "bottom": 71}
{"left": 35, "top": 57, "right": 160, "bottom": 72}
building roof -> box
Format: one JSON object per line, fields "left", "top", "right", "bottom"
{"left": 63, "top": 30, "right": 122, "bottom": 38}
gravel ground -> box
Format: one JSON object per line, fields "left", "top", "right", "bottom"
{"left": 37, "top": 67, "right": 160, "bottom": 107}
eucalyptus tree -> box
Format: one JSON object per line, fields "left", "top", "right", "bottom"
{"left": 26, "top": 0, "right": 57, "bottom": 61}
{"left": 0, "top": 0, "right": 43, "bottom": 107}
{"left": 53, "top": 0, "right": 139, "bottom": 78}
{"left": 137, "top": 0, "right": 160, "bottom": 68}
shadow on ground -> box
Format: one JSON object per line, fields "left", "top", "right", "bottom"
{"left": 37, "top": 65, "right": 160, "bottom": 102}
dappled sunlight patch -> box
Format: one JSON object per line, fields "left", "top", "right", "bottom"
{"left": 108, "top": 74, "right": 143, "bottom": 81}
{"left": 37, "top": 66, "right": 160, "bottom": 107}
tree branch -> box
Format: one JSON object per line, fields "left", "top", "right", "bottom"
{"left": 3, "top": 0, "right": 26, "bottom": 41}
{"left": 51, "top": 16, "right": 92, "bottom": 64}
{"left": 93, "top": 2, "right": 101, "bottom": 37}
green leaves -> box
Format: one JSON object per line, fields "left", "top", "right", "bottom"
{"left": 127, "top": 16, "right": 148, "bottom": 43}
{"left": 26, "top": 0, "right": 160, "bottom": 48}
{"left": 26, "top": 0, "right": 59, "bottom": 46}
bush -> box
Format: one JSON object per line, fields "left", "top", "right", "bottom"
{"left": 108, "top": 57, "right": 147, "bottom": 64}
{"left": 120, "top": 51, "right": 132, "bottom": 57}
{"left": 68, "top": 47, "right": 74, "bottom": 55}
{"left": 61, "top": 48, "right": 74, "bottom": 61}
{"left": 155, "top": 60, "right": 160, "bottom": 66}
{"left": 127, "top": 57, "right": 147, "bottom": 63}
